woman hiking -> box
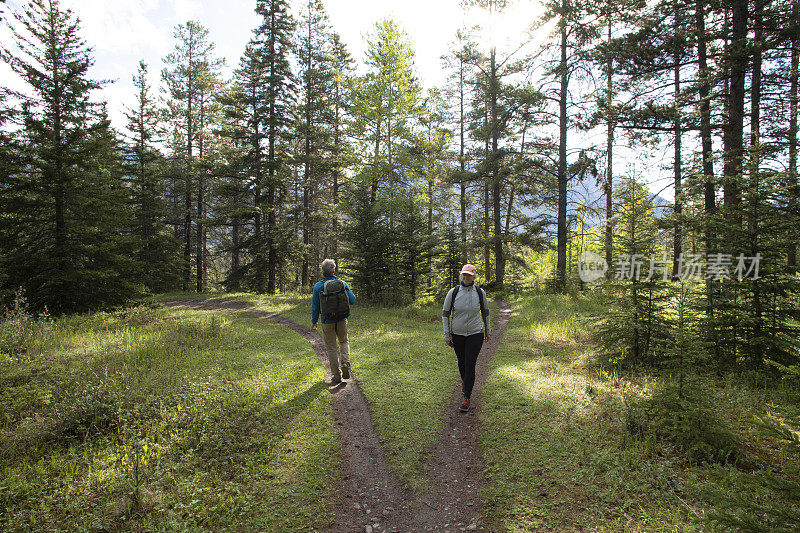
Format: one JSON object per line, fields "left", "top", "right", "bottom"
{"left": 442, "top": 264, "right": 491, "bottom": 413}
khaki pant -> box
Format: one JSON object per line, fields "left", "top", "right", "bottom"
{"left": 320, "top": 320, "right": 350, "bottom": 379}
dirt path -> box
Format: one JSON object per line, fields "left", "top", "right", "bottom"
{"left": 163, "top": 297, "right": 511, "bottom": 532}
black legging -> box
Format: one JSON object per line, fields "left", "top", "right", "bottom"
{"left": 452, "top": 332, "right": 484, "bottom": 399}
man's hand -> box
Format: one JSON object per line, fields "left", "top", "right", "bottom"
{"left": 312, "top": 323, "right": 317, "bottom": 331}
{"left": 484, "top": 333, "right": 490, "bottom": 342}
{"left": 445, "top": 336, "right": 452, "bottom": 347}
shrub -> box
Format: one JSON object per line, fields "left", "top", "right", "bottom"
{"left": 31, "top": 372, "right": 120, "bottom": 448}
{"left": 624, "top": 380, "right": 739, "bottom": 465}
{"left": 702, "top": 367, "right": 800, "bottom": 531}
{"left": 0, "top": 288, "right": 54, "bottom": 361}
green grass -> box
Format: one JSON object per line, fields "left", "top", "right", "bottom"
{"left": 158, "top": 291, "right": 478, "bottom": 491}
{"left": 337, "top": 298, "right": 474, "bottom": 490}
{"left": 0, "top": 302, "right": 339, "bottom": 532}
{"left": 12, "top": 289, "right": 795, "bottom": 530}
{"left": 480, "top": 292, "right": 800, "bottom": 531}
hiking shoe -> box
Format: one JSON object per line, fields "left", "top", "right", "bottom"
{"left": 459, "top": 398, "right": 470, "bottom": 412}
{"left": 341, "top": 362, "right": 351, "bottom": 380}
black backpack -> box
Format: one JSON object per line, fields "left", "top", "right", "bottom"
{"left": 320, "top": 278, "right": 350, "bottom": 322}
{"left": 449, "top": 284, "right": 489, "bottom": 319}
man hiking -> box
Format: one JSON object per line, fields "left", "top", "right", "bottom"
{"left": 312, "top": 259, "right": 356, "bottom": 385}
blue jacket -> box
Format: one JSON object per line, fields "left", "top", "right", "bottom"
{"left": 311, "top": 275, "right": 356, "bottom": 325}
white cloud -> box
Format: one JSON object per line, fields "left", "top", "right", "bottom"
{"left": 321, "top": 0, "right": 541, "bottom": 88}
{"left": 60, "top": 0, "right": 169, "bottom": 57}
{"left": 172, "top": 0, "right": 202, "bottom": 21}
{"left": 4, "top": 0, "right": 541, "bottom": 128}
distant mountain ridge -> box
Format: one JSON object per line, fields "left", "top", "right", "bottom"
{"left": 517, "top": 176, "right": 672, "bottom": 228}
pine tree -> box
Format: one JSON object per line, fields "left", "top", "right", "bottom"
{"left": 215, "top": 67, "right": 254, "bottom": 292}
{"left": 328, "top": 33, "right": 354, "bottom": 261}
{"left": 395, "top": 194, "right": 437, "bottom": 301}
{"left": 295, "top": 0, "right": 336, "bottom": 289}
{"left": 217, "top": 43, "right": 267, "bottom": 292}
{"left": 348, "top": 19, "right": 422, "bottom": 289}
{"left": 721, "top": 0, "right": 747, "bottom": 221}
{"left": 1, "top": 0, "right": 140, "bottom": 313}
{"left": 341, "top": 180, "right": 391, "bottom": 299}
{"left": 586, "top": 0, "right": 646, "bottom": 273}
{"left": 0, "top": 87, "right": 20, "bottom": 305}
{"left": 161, "top": 20, "right": 222, "bottom": 292}
{"left": 592, "top": 175, "right": 665, "bottom": 365}
{"left": 253, "top": 0, "right": 295, "bottom": 294}
{"left": 362, "top": 18, "right": 421, "bottom": 206}
{"left": 123, "top": 60, "right": 181, "bottom": 293}
{"left": 789, "top": 0, "right": 800, "bottom": 269}
{"left": 440, "top": 215, "right": 464, "bottom": 289}
{"left": 194, "top": 56, "right": 224, "bottom": 292}
{"left": 413, "top": 88, "right": 450, "bottom": 292}
{"left": 464, "top": 0, "right": 532, "bottom": 288}
{"left": 502, "top": 85, "right": 549, "bottom": 283}
{"left": 441, "top": 29, "right": 479, "bottom": 264}
{"left": 77, "top": 106, "right": 143, "bottom": 309}
{"left": 539, "top": 0, "right": 598, "bottom": 291}
{"left": 692, "top": 0, "right": 800, "bottom": 370}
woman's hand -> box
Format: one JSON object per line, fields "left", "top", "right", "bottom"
{"left": 445, "top": 336, "right": 453, "bottom": 347}
{"left": 484, "top": 333, "right": 490, "bottom": 342}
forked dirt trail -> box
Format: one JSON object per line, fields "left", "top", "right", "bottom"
{"left": 164, "top": 297, "right": 511, "bottom": 532}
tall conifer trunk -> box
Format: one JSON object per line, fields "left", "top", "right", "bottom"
{"left": 556, "top": 0, "right": 569, "bottom": 291}
{"left": 696, "top": 0, "right": 717, "bottom": 330}
{"left": 196, "top": 86, "right": 206, "bottom": 293}
{"left": 490, "top": 41, "right": 504, "bottom": 286}
{"left": 722, "top": 0, "right": 747, "bottom": 222}
{"left": 333, "top": 73, "right": 341, "bottom": 260}
{"left": 253, "top": 82, "right": 265, "bottom": 293}
{"left": 267, "top": 6, "right": 277, "bottom": 295}
{"left": 672, "top": 1, "right": 682, "bottom": 279}
{"left": 372, "top": 119, "right": 380, "bottom": 204}
{"left": 460, "top": 50, "right": 468, "bottom": 263}
{"left": 789, "top": 0, "right": 799, "bottom": 268}
{"left": 301, "top": 15, "right": 312, "bottom": 289}
{"left": 696, "top": 0, "right": 715, "bottom": 225}
{"left": 484, "top": 96, "right": 491, "bottom": 280}
{"left": 184, "top": 83, "right": 193, "bottom": 292}
{"left": 749, "top": 0, "right": 764, "bottom": 365}
{"left": 605, "top": 14, "right": 614, "bottom": 272}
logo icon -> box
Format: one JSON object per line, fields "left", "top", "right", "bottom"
{"left": 578, "top": 251, "right": 608, "bottom": 283}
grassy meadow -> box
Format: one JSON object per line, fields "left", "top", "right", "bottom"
{"left": 157, "top": 291, "right": 478, "bottom": 490}
{"left": 0, "top": 301, "right": 339, "bottom": 531}
{"left": 2, "top": 290, "right": 798, "bottom": 531}
{"left": 480, "top": 293, "right": 800, "bottom": 531}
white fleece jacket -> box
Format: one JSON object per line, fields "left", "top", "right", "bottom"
{"left": 442, "top": 284, "right": 490, "bottom": 337}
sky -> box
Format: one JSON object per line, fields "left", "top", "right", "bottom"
{"left": 1, "top": 0, "right": 541, "bottom": 128}
{"left": 0, "top": 0, "right": 673, "bottom": 202}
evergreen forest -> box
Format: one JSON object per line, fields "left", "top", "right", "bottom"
{"left": 1, "top": 0, "right": 799, "bottom": 530}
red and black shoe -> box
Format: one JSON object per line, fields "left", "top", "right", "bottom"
{"left": 459, "top": 398, "right": 470, "bottom": 412}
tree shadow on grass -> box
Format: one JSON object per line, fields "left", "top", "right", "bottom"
{"left": 186, "top": 379, "right": 331, "bottom": 468}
